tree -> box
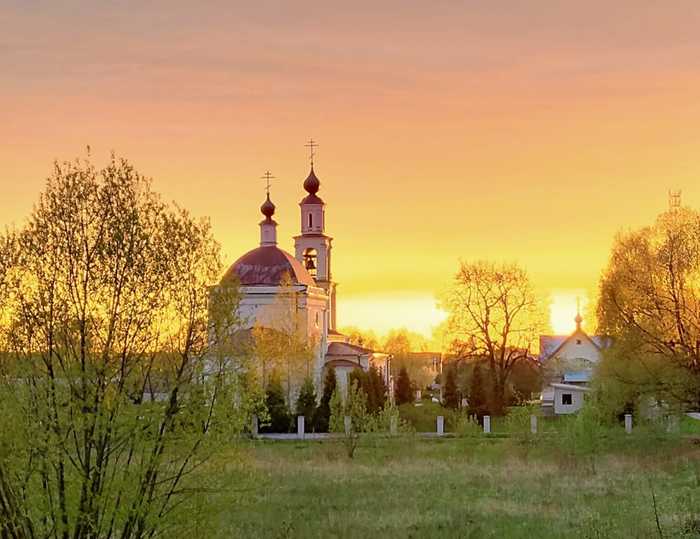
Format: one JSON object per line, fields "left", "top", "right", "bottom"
{"left": 252, "top": 273, "right": 315, "bottom": 404}
{"left": 340, "top": 326, "right": 379, "bottom": 350}
{"left": 348, "top": 366, "right": 387, "bottom": 414}
{"left": 263, "top": 374, "right": 291, "bottom": 433}
{"left": 329, "top": 380, "right": 367, "bottom": 459}
{"left": 442, "top": 365, "right": 460, "bottom": 409}
{"left": 442, "top": 260, "right": 543, "bottom": 415}
{"left": 313, "top": 367, "right": 337, "bottom": 432}
{"left": 598, "top": 207, "right": 700, "bottom": 409}
{"left": 296, "top": 376, "right": 317, "bottom": 423}
{"left": 468, "top": 363, "right": 488, "bottom": 419}
{"left": 394, "top": 366, "right": 413, "bottom": 405}
{"left": 0, "top": 153, "right": 246, "bottom": 538}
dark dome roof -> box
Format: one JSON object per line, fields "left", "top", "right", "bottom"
{"left": 260, "top": 194, "right": 275, "bottom": 218}
{"left": 223, "top": 246, "right": 315, "bottom": 286}
{"left": 303, "top": 167, "right": 320, "bottom": 195}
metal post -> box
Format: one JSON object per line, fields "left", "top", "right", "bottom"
{"left": 437, "top": 415, "right": 444, "bottom": 435}
{"left": 530, "top": 415, "right": 538, "bottom": 435}
{"left": 624, "top": 413, "right": 632, "bottom": 434}
{"left": 483, "top": 415, "right": 491, "bottom": 434}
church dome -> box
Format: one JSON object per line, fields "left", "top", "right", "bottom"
{"left": 260, "top": 194, "right": 275, "bottom": 219}
{"left": 223, "top": 246, "right": 315, "bottom": 287}
{"left": 301, "top": 167, "right": 324, "bottom": 205}
{"left": 303, "top": 167, "right": 320, "bottom": 194}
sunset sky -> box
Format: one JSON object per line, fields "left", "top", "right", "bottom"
{"left": 2, "top": 1, "right": 700, "bottom": 339}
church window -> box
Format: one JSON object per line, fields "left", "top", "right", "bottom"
{"left": 576, "top": 339, "right": 582, "bottom": 345}
{"left": 562, "top": 393, "right": 573, "bottom": 405}
{"left": 303, "top": 248, "right": 318, "bottom": 278}
{"left": 308, "top": 213, "right": 313, "bottom": 228}
{"left": 315, "top": 312, "right": 320, "bottom": 327}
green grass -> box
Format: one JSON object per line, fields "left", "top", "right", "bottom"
{"left": 176, "top": 431, "right": 700, "bottom": 538}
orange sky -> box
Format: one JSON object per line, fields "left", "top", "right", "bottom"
{"left": 2, "top": 1, "right": 700, "bottom": 338}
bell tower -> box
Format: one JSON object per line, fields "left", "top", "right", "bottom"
{"left": 294, "top": 140, "right": 337, "bottom": 329}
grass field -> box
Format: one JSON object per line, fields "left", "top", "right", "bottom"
{"left": 174, "top": 426, "right": 700, "bottom": 538}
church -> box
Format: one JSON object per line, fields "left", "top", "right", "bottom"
{"left": 539, "top": 308, "right": 611, "bottom": 415}
{"left": 220, "top": 151, "right": 388, "bottom": 396}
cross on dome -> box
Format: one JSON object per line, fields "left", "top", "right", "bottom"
{"left": 305, "top": 138, "right": 318, "bottom": 168}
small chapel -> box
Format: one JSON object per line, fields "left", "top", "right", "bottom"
{"left": 221, "top": 148, "right": 388, "bottom": 395}
{"left": 539, "top": 308, "right": 611, "bottom": 415}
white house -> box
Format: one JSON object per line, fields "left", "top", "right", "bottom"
{"left": 539, "top": 310, "right": 610, "bottom": 415}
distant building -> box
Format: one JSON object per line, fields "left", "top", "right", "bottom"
{"left": 539, "top": 310, "right": 610, "bottom": 415}
{"left": 220, "top": 159, "right": 387, "bottom": 397}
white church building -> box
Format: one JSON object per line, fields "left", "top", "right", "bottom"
{"left": 220, "top": 158, "right": 387, "bottom": 396}
{"left": 539, "top": 310, "right": 610, "bottom": 415}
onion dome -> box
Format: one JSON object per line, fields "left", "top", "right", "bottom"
{"left": 260, "top": 193, "right": 275, "bottom": 219}
{"left": 303, "top": 166, "right": 320, "bottom": 194}
{"left": 301, "top": 167, "right": 324, "bottom": 205}
{"left": 222, "top": 246, "right": 315, "bottom": 286}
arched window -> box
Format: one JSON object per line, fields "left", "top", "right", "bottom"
{"left": 308, "top": 213, "right": 313, "bottom": 228}
{"left": 303, "top": 248, "right": 318, "bottom": 278}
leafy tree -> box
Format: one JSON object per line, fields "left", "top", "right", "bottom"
{"left": 340, "top": 326, "right": 380, "bottom": 350}
{"left": 329, "top": 380, "right": 367, "bottom": 458}
{"left": 442, "top": 365, "right": 460, "bottom": 409}
{"left": 366, "top": 364, "right": 388, "bottom": 413}
{"left": 442, "top": 260, "right": 544, "bottom": 415}
{"left": 395, "top": 366, "right": 413, "bottom": 405}
{"left": 349, "top": 366, "right": 387, "bottom": 414}
{"left": 0, "top": 153, "right": 246, "bottom": 538}
{"left": 252, "top": 273, "right": 315, "bottom": 403}
{"left": 296, "top": 376, "right": 317, "bottom": 423}
{"left": 598, "top": 207, "right": 700, "bottom": 409}
{"left": 262, "top": 374, "right": 291, "bottom": 433}
{"left": 313, "top": 367, "right": 337, "bottom": 432}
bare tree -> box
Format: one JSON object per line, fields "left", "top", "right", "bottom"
{"left": 0, "top": 154, "right": 246, "bottom": 539}
{"left": 442, "top": 261, "right": 543, "bottom": 415}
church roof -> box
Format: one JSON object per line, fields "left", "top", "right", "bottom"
{"left": 326, "top": 341, "right": 374, "bottom": 357}
{"left": 539, "top": 331, "right": 610, "bottom": 361}
{"left": 223, "top": 245, "right": 315, "bottom": 287}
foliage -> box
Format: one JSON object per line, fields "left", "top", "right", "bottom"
{"left": 598, "top": 207, "right": 700, "bottom": 409}
{"left": 329, "top": 381, "right": 368, "bottom": 458}
{"left": 442, "top": 260, "right": 544, "bottom": 415}
{"left": 340, "top": 326, "right": 380, "bottom": 350}
{"left": 442, "top": 365, "right": 460, "bottom": 409}
{"left": 262, "top": 374, "right": 292, "bottom": 433}
{"left": 251, "top": 272, "right": 316, "bottom": 404}
{"left": 295, "top": 376, "right": 318, "bottom": 424}
{"left": 468, "top": 363, "right": 489, "bottom": 419}
{"left": 313, "top": 367, "right": 336, "bottom": 432}
{"left": 447, "top": 408, "right": 482, "bottom": 437}
{"left": 394, "top": 366, "right": 413, "bottom": 405}
{"left": 0, "top": 153, "right": 247, "bottom": 538}
{"left": 348, "top": 366, "right": 387, "bottom": 414}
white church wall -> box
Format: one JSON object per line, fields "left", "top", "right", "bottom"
{"left": 555, "top": 332, "right": 601, "bottom": 363}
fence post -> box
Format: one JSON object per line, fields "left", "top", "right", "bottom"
{"left": 251, "top": 415, "right": 259, "bottom": 437}
{"left": 297, "top": 416, "right": 305, "bottom": 440}
{"left": 530, "top": 415, "right": 538, "bottom": 435}
{"left": 624, "top": 413, "right": 632, "bottom": 434}
{"left": 344, "top": 416, "right": 352, "bottom": 435}
{"left": 483, "top": 415, "right": 491, "bottom": 434}
{"left": 436, "top": 415, "right": 444, "bottom": 435}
